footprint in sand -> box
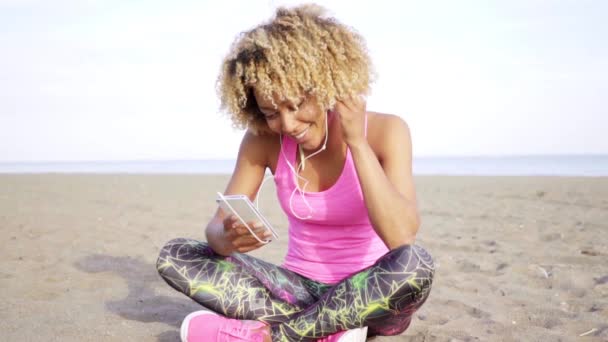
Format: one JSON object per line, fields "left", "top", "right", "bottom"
{"left": 526, "top": 310, "right": 563, "bottom": 329}
{"left": 594, "top": 275, "right": 608, "bottom": 285}
{"left": 457, "top": 259, "right": 481, "bottom": 273}
{"left": 444, "top": 299, "right": 492, "bottom": 320}
{"left": 541, "top": 233, "right": 562, "bottom": 242}
{"left": 495, "top": 263, "right": 509, "bottom": 273}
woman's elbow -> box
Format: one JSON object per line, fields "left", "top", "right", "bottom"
{"left": 394, "top": 210, "right": 420, "bottom": 248}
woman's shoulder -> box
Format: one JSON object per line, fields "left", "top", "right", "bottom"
{"left": 367, "top": 112, "right": 412, "bottom": 153}
{"left": 242, "top": 129, "right": 279, "bottom": 147}
{"left": 367, "top": 111, "right": 409, "bottom": 128}
{"left": 240, "top": 130, "right": 280, "bottom": 168}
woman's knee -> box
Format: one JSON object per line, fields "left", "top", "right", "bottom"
{"left": 363, "top": 245, "right": 434, "bottom": 334}
{"left": 390, "top": 244, "right": 434, "bottom": 276}
{"left": 381, "top": 244, "right": 435, "bottom": 299}
{"left": 156, "top": 238, "right": 212, "bottom": 274}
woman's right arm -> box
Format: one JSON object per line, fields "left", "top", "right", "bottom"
{"left": 205, "top": 130, "right": 272, "bottom": 256}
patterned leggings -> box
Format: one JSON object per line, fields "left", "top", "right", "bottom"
{"left": 156, "top": 238, "right": 434, "bottom": 341}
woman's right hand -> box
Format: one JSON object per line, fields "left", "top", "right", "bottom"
{"left": 222, "top": 215, "right": 272, "bottom": 253}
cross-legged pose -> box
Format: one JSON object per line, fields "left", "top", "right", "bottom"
{"left": 157, "top": 4, "right": 434, "bottom": 341}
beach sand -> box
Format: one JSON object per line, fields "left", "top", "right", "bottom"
{"left": 1, "top": 174, "right": 606, "bottom": 341}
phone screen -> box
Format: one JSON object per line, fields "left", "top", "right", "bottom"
{"left": 216, "top": 193, "right": 279, "bottom": 241}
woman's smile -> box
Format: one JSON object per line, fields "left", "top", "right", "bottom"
{"left": 292, "top": 124, "right": 311, "bottom": 141}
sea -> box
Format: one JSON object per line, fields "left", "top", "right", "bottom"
{"left": 1, "top": 155, "right": 607, "bottom": 176}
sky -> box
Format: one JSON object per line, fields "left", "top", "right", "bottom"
{"left": 1, "top": 0, "right": 607, "bottom": 162}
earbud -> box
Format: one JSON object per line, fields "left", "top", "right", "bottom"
{"left": 278, "top": 109, "right": 330, "bottom": 220}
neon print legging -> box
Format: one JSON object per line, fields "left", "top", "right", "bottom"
{"left": 156, "top": 238, "right": 434, "bottom": 341}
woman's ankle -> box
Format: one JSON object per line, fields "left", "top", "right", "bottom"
{"left": 259, "top": 325, "right": 272, "bottom": 342}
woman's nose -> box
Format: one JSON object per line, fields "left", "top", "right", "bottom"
{"left": 279, "top": 111, "right": 298, "bottom": 135}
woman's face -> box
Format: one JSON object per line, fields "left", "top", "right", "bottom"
{"left": 254, "top": 89, "right": 327, "bottom": 151}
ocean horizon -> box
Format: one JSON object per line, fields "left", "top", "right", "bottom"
{"left": 1, "top": 155, "right": 607, "bottom": 176}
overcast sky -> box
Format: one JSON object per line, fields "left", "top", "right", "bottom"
{"left": 1, "top": 0, "right": 607, "bottom": 162}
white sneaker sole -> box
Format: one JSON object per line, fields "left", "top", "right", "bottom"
{"left": 180, "top": 309, "right": 217, "bottom": 342}
{"left": 339, "top": 326, "right": 368, "bottom": 341}
{"left": 181, "top": 311, "right": 367, "bottom": 342}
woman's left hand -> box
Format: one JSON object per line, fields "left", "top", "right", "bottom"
{"left": 334, "top": 95, "right": 367, "bottom": 147}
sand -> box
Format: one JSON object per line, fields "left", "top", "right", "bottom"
{"left": 0, "top": 174, "right": 606, "bottom": 341}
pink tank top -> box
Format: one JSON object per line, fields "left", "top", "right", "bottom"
{"left": 274, "top": 118, "right": 389, "bottom": 284}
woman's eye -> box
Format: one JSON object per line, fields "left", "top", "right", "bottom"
{"left": 289, "top": 100, "right": 304, "bottom": 111}
{"left": 265, "top": 113, "right": 278, "bottom": 120}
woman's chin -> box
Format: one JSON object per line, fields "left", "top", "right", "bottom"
{"left": 300, "top": 138, "right": 326, "bottom": 152}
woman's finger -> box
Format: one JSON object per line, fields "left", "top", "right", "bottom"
{"left": 236, "top": 241, "right": 266, "bottom": 253}
{"left": 223, "top": 215, "right": 239, "bottom": 229}
{"left": 237, "top": 228, "right": 270, "bottom": 244}
{"left": 233, "top": 234, "right": 268, "bottom": 248}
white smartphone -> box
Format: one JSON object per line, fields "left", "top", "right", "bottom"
{"left": 216, "top": 192, "right": 279, "bottom": 243}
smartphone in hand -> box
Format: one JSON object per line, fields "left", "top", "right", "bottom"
{"left": 216, "top": 192, "right": 279, "bottom": 243}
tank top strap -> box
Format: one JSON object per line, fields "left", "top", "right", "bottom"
{"left": 276, "top": 134, "right": 297, "bottom": 179}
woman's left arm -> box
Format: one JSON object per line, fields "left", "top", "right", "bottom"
{"left": 336, "top": 97, "right": 420, "bottom": 249}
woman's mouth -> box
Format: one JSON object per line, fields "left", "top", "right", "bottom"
{"left": 293, "top": 125, "right": 311, "bottom": 140}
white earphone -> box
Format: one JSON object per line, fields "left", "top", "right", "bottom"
{"left": 279, "top": 109, "right": 329, "bottom": 220}
{"left": 254, "top": 110, "right": 329, "bottom": 220}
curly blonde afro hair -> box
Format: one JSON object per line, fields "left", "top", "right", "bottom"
{"left": 217, "top": 3, "right": 374, "bottom": 135}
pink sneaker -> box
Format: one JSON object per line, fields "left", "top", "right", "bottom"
{"left": 180, "top": 309, "right": 269, "bottom": 342}
{"left": 317, "top": 326, "right": 368, "bottom": 341}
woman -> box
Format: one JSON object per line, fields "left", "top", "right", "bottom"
{"left": 157, "top": 4, "right": 434, "bottom": 341}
